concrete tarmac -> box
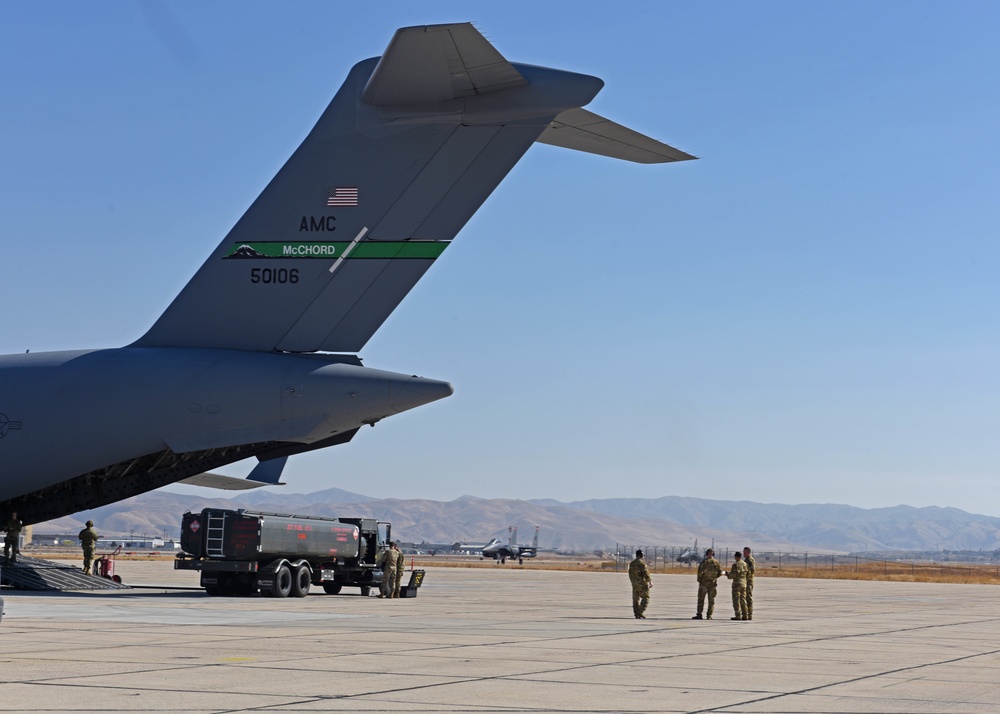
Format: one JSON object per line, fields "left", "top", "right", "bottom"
{"left": 1, "top": 563, "right": 998, "bottom": 713}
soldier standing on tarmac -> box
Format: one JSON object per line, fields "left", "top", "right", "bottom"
{"left": 692, "top": 548, "right": 722, "bottom": 620}
{"left": 392, "top": 542, "right": 405, "bottom": 598}
{"left": 628, "top": 549, "right": 652, "bottom": 619}
{"left": 378, "top": 541, "right": 399, "bottom": 598}
{"left": 743, "top": 547, "right": 756, "bottom": 619}
{"left": 375, "top": 543, "right": 389, "bottom": 597}
{"left": 78, "top": 520, "right": 99, "bottom": 575}
{"left": 4, "top": 512, "right": 23, "bottom": 565}
{"left": 725, "top": 551, "right": 749, "bottom": 620}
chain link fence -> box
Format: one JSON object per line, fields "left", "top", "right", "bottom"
{"left": 612, "top": 544, "right": 1000, "bottom": 579}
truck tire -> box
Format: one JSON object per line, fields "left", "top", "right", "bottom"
{"left": 322, "top": 583, "right": 342, "bottom": 595}
{"left": 291, "top": 564, "right": 311, "bottom": 598}
{"left": 271, "top": 565, "right": 293, "bottom": 598}
{"left": 217, "top": 575, "right": 235, "bottom": 596}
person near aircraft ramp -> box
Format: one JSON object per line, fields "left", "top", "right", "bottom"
{"left": 692, "top": 548, "right": 722, "bottom": 620}
{"left": 743, "top": 547, "right": 756, "bottom": 619}
{"left": 378, "top": 542, "right": 399, "bottom": 598}
{"left": 628, "top": 549, "right": 652, "bottom": 619}
{"left": 392, "top": 542, "right": 405, "bottom": 598}
{"left": 78, "top": 520, "right": 99, "bottom": 575}
{"left": 3, "top": 511, "right": 23, "bottom": 565}
{"left": 725, "top": 551, "right": 749, "bottom": 620}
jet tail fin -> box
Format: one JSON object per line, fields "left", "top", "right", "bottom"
{"left": 132, "top": 23, "right": 692, "bottom": 354}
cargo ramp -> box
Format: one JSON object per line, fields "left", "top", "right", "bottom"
{"left": 1, "top": 556, "right": 130, "bottom": 591}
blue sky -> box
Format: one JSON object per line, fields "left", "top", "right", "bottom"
{"left": 4, "top": 3, "right": 1000, "bottom": 515}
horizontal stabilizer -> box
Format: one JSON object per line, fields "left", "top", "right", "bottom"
{"left": 177, "top": 455, "right": 288, "bottom": 490}
{"left": 362, "top": 23, "right": 527, "bottom": 106}
{"left": 177, "top": 473, "right": 278, "bottom": 491}
{"left": 536, "top": 108, "right": 696, "bottom": 164}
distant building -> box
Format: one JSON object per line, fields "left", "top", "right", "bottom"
{"left": 110, "top": 537, "right": 165, "bottom": 549}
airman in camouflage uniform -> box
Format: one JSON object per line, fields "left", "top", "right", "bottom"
{"left": 628, "top": 549, "right": 652, "bottom": 619}
{"left": 742, "top": 547, "right": 756, "bottom": 620}
{"left": 692, "top": 548, "right": 722, "bottom": 620}
{"left": 725, "top": 551, "right": 749, "bottom": 620}
{"left": 4, "top": 512, "right": 23, "bottom": 565}
{"left": 374, "top": 546, "right": 387, "bottom": 596}
{"left": 378, "top": 541, "right": 399, "bottom": 598}
{"left": 78, "top": 520, "right": 99, "bottom": 574}
{"left": 392, "top": 542, "right": 405, "bottom": 598}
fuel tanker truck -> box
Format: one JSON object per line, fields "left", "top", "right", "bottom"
{"left": 175, "top": 508, "right": 388, "bottom": 597}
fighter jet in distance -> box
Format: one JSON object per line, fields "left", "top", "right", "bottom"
{"left": 676, "top": 540, "right": 701, "bottom": 565}
{"left": 0, "top": 22, "right": 695, "bottom": 525}
{"left": 483, "top": 526, "right": 540, "bottom": 565}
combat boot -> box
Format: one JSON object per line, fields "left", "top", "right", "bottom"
{"left": 692, "top": 614, "right": 703, "bottom": 620}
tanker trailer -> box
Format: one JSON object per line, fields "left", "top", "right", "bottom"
{"left": 175, "top": 508, "right": 388, "bottom": 597}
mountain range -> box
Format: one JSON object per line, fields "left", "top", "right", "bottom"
{"left": 32, "top": 490, "right": 1000, "bottom": 553}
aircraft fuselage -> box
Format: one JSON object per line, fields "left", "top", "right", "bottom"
{"left": 0, "top": 348, "right": 451, "bottom": 520}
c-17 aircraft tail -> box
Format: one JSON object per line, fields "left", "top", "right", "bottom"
{"left": 133, "top": 23, "right": 694, "bottom": 355}
{"left": 0, "top": 23, "right": 694, "bottom": 525}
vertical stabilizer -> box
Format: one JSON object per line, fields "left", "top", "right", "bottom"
{"left": 133, "top": 23, "right": 606, "bottom": 354}
{"left": 132, "top": 23, "right": 691, "bottom": 355}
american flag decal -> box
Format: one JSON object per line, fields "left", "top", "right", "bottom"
{"left": 327, "top": 187, "right": 359, "bottom": 207}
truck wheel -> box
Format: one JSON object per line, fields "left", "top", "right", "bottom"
{"left": 271, "top": 565, "right": 293, "bottom": 598}
{"left": 322, "top": 583, "right": 342, "bottom": 595}
{"left": 360, "top": 586, "right": 371, "bottom": 597}
{"left": 217, "top": 576, "right": 235, "bottom": 596}
{"left": 291, "top": 565, "right": 311, "bottom": 598}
